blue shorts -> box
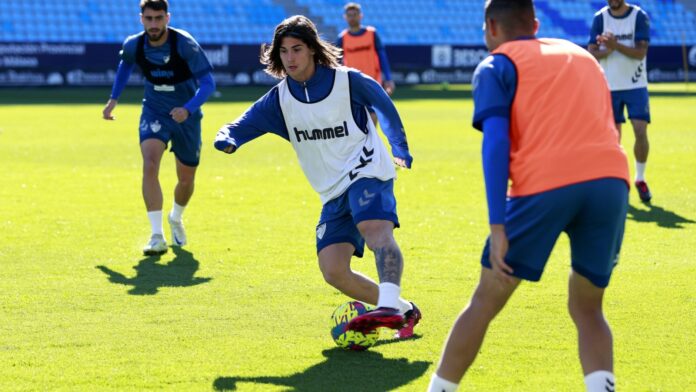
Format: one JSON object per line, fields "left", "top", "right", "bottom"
{"left": 611, "top": 88, "right": 650, "bottom": 124}
{"left": 139, "top": 109, "right": 202, "bottom": 167}
{"left": 316, "top": 177, "right": 399, "bottom": 258}
{"left": 481, "top": 178, "right": 628, "bottom": 288}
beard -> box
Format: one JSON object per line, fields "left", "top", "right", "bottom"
{"left": 608, "top": 0, "right": 624, "bottom": 10}
{"left": 146, "top": 28, "right": 165, "bottom": 41}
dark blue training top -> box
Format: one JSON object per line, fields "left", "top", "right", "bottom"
{"left": 111, "top": 27, "right": 215, "bottom": 115}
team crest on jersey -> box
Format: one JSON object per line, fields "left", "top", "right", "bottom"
{"left": 150, "top": 120, "right": 162, "bottom": 133}
{"left": 316, "top": 223, "right": 327, "bottom": 240}
{"left": 163, "top": 55, "right": 170, "bottom": 64}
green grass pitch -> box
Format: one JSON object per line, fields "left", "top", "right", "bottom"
{"left": 0, "top": 84, "right": 694, "bottom": 391}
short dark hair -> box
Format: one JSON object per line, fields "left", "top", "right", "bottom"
{"left": 344, "top": 2, "right": 362, "bottom": 13}
{"left": 260, "top": 15, "right": 342, "bottom": 79}
{"left": 140, "top": 0, "right": 168, "bottom": 13}
{"left": 484, "top": 0, "right": 536, "bottom": 35}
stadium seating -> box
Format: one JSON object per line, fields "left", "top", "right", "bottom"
{"left": 1, "top": 0, "right": 695, "bottom": 45}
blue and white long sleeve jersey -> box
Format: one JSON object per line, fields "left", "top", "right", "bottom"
{"left": 216, "top": 65, "right": 411, "bottom": 204}
{"left": 590, "top": 5, "right": 650, "bottom": 91}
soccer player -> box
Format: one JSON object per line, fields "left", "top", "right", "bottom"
{"left": 214, "top": 15, "right": 421, "bottom": 339}
{"left": 428, "top": 1, "right": 630, "bottom": 391}
{"left": 588, "top": 0, "right": 652, "bottom": 202}
{"left": 102, "top": 0, "right": 215, "bottom": 255}
{"left": 337, "top": 2, "right": 395, "bottom": 126}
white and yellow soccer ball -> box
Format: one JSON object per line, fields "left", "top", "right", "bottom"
{"left": 330, "top": 300, "right": 380, "bottom": 351}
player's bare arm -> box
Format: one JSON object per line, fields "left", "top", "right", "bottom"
{"left": 600, "top": 33, "right": 648, "bottom": 60}
{"left": 587, "top": 41, "right": 613, "bottom": 60}
{"left": 102, "top": 98, "right": 118, "bottom": 120}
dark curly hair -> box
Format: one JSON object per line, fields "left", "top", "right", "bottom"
{"left": 140, "top": 0, "right": 168, "bottom": 13}
{"left": 260, "top": 15, "right": 342, "bottom": 79}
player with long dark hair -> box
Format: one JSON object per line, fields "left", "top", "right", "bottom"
{"left": 215, "top": 15, "right": 421, "bottom": 339}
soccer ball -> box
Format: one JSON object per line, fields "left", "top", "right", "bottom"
{"left": 330, "top": 300, "right": 380, "bottom": 351}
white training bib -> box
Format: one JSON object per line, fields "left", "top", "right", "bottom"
{"left": 278, "top": 67, "right": 396, "bottom": 204}
{"left": 599, "top": 5, "right": 648, "bottom": 91}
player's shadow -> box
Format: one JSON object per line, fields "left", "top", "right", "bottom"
{"left": 96, "top": 247, "right": 212, "bottom": 295}
{"left": 627, "top": 203, "right": 695, "bottom": 229}
{"left": 212, "top": 348, "right": 431, "bottom": 391}
{"left": 372, "top": 333, "right": 423, "bottom": 347}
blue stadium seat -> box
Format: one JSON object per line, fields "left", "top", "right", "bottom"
{"left": 0, "top": 0, "right": 694, "bottom": 45}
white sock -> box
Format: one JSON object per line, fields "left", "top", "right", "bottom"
{"left": 397, "top": 298, "right": 413, "bottom": 315}
{"left": 376, "top": 282, "right": 401, "bottom": 309}
{"left": 147, "top": 210, "right": 163, "bottom": 236}
{"left": 169, "top": 201, "right": 186, "bottom": 222}
{"left": 428, "top": 374, "right": 458, "bottom": 392}
{"left": 584, "top": 370, "right": 615, "bottom": 392}
{"left": 635, "top": 161, "right": 646, "bottom": 182}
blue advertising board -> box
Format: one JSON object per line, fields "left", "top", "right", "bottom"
{"left": 0, "top": 42, "right": 694, "bottom": 86}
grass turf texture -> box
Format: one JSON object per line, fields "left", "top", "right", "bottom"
{"left": 0, "top": 84, "right": 694, "bottom": 391}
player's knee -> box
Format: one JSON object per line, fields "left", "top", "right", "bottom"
{"left": 359, "top": 223, "right": 393, "bottom": 250}
{"left": 631, "top": 121, "right": 648, "bottom": 136}
{"left": 142, "top": 158, "right": 159, "bottom": 178}
{"left": 177, "top": 176, "right": 194, "bottom": 189}
{"left": 468, "top": 292, "right": 503, "bottom": 321}
{"left": 568, "top": 296, "right": 603, "bottom": 324}
{"left": 634, "top": 129, "right": 648, "bottom": 142}
{"left": 320, "top": 264, "right": 348, "bottom": 287}
{"left": 364, "top": 233, "right": 394, "bottom": 251}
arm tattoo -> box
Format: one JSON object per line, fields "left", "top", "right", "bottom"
{"left": 374, "top": 245, "right": 403, "bottom": 285}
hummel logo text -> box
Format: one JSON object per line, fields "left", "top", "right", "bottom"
{"left": 294, "top": 121, "right": 350, "bottom": 142}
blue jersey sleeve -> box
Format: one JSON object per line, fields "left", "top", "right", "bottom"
{"left": 183, "top": 72, "right": 215, "bottom": 114}
{"left": 635, "top": 9, "right": 650, "bottom": 42}
{"left": 348, "top": 70, "right": 412, "bottom": 167}
{"left": 110, "top": 60, "right": 135, "bottom": 100}
{"left": 177, "top": 30, "right": 214, "bottom": 78}
{"left": 472, "top": 54, "right": 517, "bottom": 131}
{"left": 589, "top": 13, "right": 603, "bottom": 45}
{"left": 215, "top": 86, "right": 289, "bottom": 152}
{"left": 481, "top": 116, "right": 510, "bottom": 224}
{"left": 373, "top": 31, "right": 392, "bottom": 81}
{"left": 119, "top": 34, "right": 139, "bottom": 64}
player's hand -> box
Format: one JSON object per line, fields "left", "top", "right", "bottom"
{"left": 170, "top": 107, "right": 189, "bottom": 123}
{"left": 393, "top": 157, "right": 410, "bottom": 169}
{"left": 214, "top": 128, "right": 237, "bottom": 154}
{"left": 601, "top": 32, "right": 618, "bottom": 50}
{"left": 102, "top": 99, "right": 118, "bottom": 120}
{"left": 383, "top": 80, "right": 395, "bottom": 96}
{"left": 488, "top": 224, "right": 515, "bottom": 284}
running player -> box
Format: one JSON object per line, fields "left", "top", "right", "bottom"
{"left": 102, "top": 0, "right": 215, "bottom": 254}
